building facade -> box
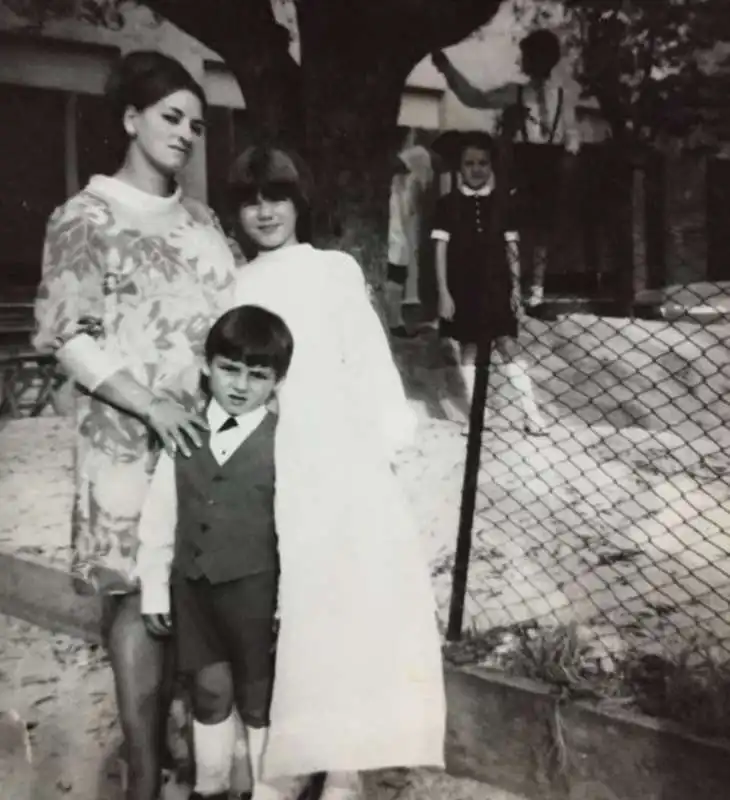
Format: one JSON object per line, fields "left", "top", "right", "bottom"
{"left": 0, "top": 2, "right": 604, "bottom": 292}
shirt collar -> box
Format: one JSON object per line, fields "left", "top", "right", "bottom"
{"left": 458, "top": 176, "right": 495, "bottom": 197}
{"left": 206, "top": 397, "right": 268, "bottom": 431}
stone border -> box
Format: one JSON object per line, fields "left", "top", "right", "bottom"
{"left": 0, "top": 552, "right": 101, "bottom": 643}
{"left": 3, "top": 551, "right": 730, "bottom": 799}
{"left": 446, "top": 665, "right": 730, "bottom": 800}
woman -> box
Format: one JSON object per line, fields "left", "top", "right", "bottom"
{"left": 228, "top": 146, "right": 446, "bottom": 799}
{"left": 33, "top": 51, "right": 237, "bottom": 800}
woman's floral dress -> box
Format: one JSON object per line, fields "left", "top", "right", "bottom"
{"left": 34, "top": 176, "right": 237, "bottom": 595}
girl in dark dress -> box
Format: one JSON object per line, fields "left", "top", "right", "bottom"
{"left": 432, "top": 131, "right": 547, "bottom": 434}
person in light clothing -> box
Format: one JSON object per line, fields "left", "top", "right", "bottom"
{"left": 229, "top": 144, "right": 446, "bottom": 798}
{"left": 136, "top": 304, "right": 293, "bottom": 800}
{"left": 385, "top": 145, "right": 434, "bottom": 337}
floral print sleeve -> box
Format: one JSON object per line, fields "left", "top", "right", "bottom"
{"left": 34, "top": 199, "right": 105, "bottom": 354}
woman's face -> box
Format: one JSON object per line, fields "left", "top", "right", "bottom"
{"left": 124, "top": 89, "right": 205, "bottom": 177}
{"left": 238, "top": 194, "right": 299, "bottom": 252}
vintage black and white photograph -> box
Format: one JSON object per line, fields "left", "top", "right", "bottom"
{"left": 1, "top": 0, "right": 729, "bottom": 798}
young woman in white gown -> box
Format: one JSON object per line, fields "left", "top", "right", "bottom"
{"left": 229, "top": 146, "right": 446, "bottom": 799}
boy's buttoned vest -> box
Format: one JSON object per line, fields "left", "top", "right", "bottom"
{"left": 172, "top": 412, "right": 278, "bottom": 584}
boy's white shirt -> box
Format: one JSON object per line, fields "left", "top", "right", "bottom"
{"left": 135, "top": 399, "right": 269, "bottom": 616}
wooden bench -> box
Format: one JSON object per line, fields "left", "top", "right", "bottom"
{"left": 0, "top": 351, "right": 62, "bottom": 420}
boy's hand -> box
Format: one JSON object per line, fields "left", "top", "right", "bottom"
{"left": 142, "top": 613, "right": 173, "bottom": 638}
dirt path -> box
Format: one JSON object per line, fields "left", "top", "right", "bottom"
{"left": 0, "top": 613, "right": 524, "bottom": 799}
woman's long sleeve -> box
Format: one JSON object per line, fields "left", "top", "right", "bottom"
{"left": 33, "top": 204, "right": 125, "bottom": 391}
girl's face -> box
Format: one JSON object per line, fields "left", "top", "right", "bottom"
{"left": 124, "top": 89, "right": 205, "bottom": 177}
{"left": 238, "top": 192, "right": 299, "bottom": 252}
{"left": 460, "top": 146, "right": 492, "bottom": 190}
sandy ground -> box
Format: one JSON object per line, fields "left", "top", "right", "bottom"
{"left": 2, "top": 307, "right": 730, "bottom": 794}
{"left": 2, "top": 311, "right": 730, "bottom": 652}
{"left": 0, "top": 613, "right": 524, "bottom": 799}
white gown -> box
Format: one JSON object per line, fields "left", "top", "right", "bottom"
{"left": 233, "top": 244, "right": 446, "bottom": 778}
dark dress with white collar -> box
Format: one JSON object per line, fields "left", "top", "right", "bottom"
{"left": 432, "top": 187, "right": 516, "bottom": 345}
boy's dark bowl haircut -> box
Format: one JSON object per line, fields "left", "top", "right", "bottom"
{"left": 205, "top": 305, "right": 294, "bottom": 380}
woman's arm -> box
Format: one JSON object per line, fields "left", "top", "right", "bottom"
{"left": 34, "top": 202, "right": 206, "bottom": 456}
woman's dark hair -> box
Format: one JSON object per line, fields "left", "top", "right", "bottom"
{"left": 204, "top": 305, "right": 294, "bottom": 380}
{"left": 106, "top": 50, "right": 207, "bottom": 125}
{"left": 519, "top": 30, "right": 561, "bottom": 77}
{"left": 227, "top": 145, "right": 314, "bottom": 248}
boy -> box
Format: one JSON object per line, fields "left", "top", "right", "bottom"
{"left": 135, "top": 304, "right": 294, "bottom": 800}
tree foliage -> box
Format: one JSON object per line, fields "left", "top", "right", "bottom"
{"left": 559, "top": 0, "right": 726, "bottom": 146}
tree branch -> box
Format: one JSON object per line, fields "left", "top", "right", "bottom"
{"left": 141, "top": 0, "right": 303, "bottom": 143}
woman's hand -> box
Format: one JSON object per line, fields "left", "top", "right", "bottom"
{"left": 144, "top": 397, "right": 208, "bottom": 457}
{"left": 438, "top": 289, "right": 456, "bottom": 321}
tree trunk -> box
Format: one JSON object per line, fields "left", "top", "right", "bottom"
{"left": 299, "top": 42, "right": 413, "bottom": 292}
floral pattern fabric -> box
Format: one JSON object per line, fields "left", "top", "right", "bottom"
{"left": 34, "top": 176, "right": 238, "bottom": 595}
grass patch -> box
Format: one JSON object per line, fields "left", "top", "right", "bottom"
{"left": 443, "top": 622, "right": 730, "bottom": 742}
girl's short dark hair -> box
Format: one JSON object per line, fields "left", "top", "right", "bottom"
{"left": 457, "top": 131, "right": 496, "bottom": 162}
{"left": 106, "top": 50, "right": 207, "bottom": 125}
{"left": 205, "top": 305, "right": 294, "bottom": 380}
{"left": 227, "top": 145, "right": 313, "bottom": 245}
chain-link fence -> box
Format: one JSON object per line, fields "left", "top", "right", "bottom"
{"left": 436, "top": 138, "right": 730, "bottom": 671}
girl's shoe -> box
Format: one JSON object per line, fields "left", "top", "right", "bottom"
{"left": 525, "top": 286, "right": 544, "bottom": 308}
{"left": 524, "top": 416, "right": 549, "bottom": 436}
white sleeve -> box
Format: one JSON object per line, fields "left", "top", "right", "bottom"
{"left": 55, "top": 334, "right": 126, "bottom": 391}
{"left": 136, "top": 452, "right": 178, "bottom": 615}
{"left": 336, "top": 254, "right": 418, "bottom": 456}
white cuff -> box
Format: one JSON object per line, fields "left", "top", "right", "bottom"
{"left": 431, "top": 230, "right": 450, "bottom": 242}
{"left": 140, "top": 582, "right": 171, "bottom": 616}
{"left": 55, "top": 334, "right": 125, "bottom": 392}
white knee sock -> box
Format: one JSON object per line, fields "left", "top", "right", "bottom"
{"left": 246, "top": 725, "right": 268, "bottom": 785}
{"left": 504, "top": 361, "right": 543, "bottom": 422}
{"left": 193, "top": 714, "right": 236, "bottom": 795}
{"left": 460, "top": 363, "right": 476, "bottom": 402}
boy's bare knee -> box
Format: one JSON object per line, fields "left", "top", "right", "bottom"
{"left": 193, "top": 663, "right": 234, "bottom": 723}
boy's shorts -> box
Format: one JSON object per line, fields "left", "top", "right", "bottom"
{"left": 171, "top": 571, "right": 279, "bottom": 726}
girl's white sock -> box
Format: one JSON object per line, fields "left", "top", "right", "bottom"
{"left": 192, "top": 714, "right": 236, "bottom": 795}
{"left": 504, "top": 361, "right": 543, "bottom": 423}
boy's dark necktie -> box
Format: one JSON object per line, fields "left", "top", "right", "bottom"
{"left": 218, "top": 416, "right": 238, "bottom": 433}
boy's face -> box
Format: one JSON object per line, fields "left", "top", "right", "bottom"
{"left": 203, "top": 355, "right": 279, "bottom": 416}
{"left": 460, "top": 146, "right": 492, "bottom": 190}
